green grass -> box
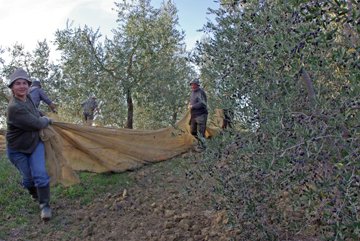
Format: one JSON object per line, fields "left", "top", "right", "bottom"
{"left": 51, "top": 171, "right": 135, "bottom": 205}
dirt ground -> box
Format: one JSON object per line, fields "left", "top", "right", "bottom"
{"left": 5, "top": 150, "right": 237, "bottom": 241}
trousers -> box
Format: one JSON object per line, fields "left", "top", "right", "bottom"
{"left": 83, "top": 113, "right": 94, "bottom": 126}
{"left": 190, "top": 113, "right": 208, "bottom": 140}
{"left": 6, "top": 140, "right": 50, "bottom": 188}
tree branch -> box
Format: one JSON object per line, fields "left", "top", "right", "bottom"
{"left": 300, "top": 68, "right": 316, "bottom": 107}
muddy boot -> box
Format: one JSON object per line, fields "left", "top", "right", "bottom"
{"left": 37, "top": 183, "right": 51, "bottom": 220}
{"left": 26, "top": 187, "right": 39, "bottom": 202}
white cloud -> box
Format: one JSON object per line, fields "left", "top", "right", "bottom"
{"left": 0, "top": 0, "right": 118, "bottom": 62}
{"left": 0, "top": 0, "right": 116, "bottom": 47}
{"left": 0, "top": 0, "right": 86, "bottom": 49}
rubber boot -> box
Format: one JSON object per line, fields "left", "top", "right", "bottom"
{"left": 37, "top": 183, "right": 51, "bottom": 220}
{"left": 26, "top": 187, "right": 39, "bottom": 202}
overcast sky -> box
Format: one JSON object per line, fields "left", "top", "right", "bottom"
{"left": 0, "top": 0, "right": 219, "bottom": 62}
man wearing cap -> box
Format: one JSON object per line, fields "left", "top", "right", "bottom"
{"left": 222, "top": 92, "right": 235, "bottom": 131}
{"left": 77, "top": 96, "right": 100, "bottom": 126}
{"left": 188, "top": 78, "right": 208, "bottom": 149}
{"left": 29, "top": 80, "right": 57, "bottom": 113}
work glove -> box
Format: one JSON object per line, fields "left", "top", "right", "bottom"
{"left": 42, "top": 116, "right": 54, "bottom": 125}
{"left": 52, "top": 108, "right": 57, "bottom": 113}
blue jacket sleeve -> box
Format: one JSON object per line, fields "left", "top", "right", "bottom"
{"left": 38, "top": 89, "right": 53, "bottom": 105}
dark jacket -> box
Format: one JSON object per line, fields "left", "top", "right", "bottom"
{"left": 190, "top": 88, "right": 208, "bottom": 117}
{"left": 6, "top": 94, "right": 49, "bottom": 154}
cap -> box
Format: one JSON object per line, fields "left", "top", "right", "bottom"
{"left": 32, "top": 80, "right": 41, "bottom": 86}
{"left": 189, "top": 78, "right": 200, "bottom": 86}
{"left": 8, "top": 69, "right": 32, "bottom": 88}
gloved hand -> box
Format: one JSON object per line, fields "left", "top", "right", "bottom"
{"left": 42, "top": 116, "right": 54, "bottom": 125}
{"left": 52, "top": 108, "right": 57, "bottom": 113}
{"left": 188, "top": 104, "right": 193, "bottom": 110}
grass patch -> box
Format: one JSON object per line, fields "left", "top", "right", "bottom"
{"left": 51, "top": 171, "right": 135, "bottom": 205}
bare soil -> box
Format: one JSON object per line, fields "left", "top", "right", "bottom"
{"left": 5, "top": 150, "right": 237, "bottom": 241}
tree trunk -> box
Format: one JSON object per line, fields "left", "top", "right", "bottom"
{"left": 172, "top": 109, "right": 178, "bottom": 125}
{"left": 300, "top": 68, "right": 316, "bottom": 106}
{"left": 301, "top": 68, "right": 351, "bottom": 137}
{"left": 126, "top": 89, "right": 133, "bottom": 129}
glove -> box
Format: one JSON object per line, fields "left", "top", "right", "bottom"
{"left": 188, "top": 105, "right": 193, "bottom": 110}
{"left": 52, "top": 108, "right": 57, "bottom": 113}
{"left": 42, "top": 116, "right": 54, "bottom": 125}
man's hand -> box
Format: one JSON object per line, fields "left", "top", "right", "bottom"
{"left": 188, "top": 104, "right": 193, "bottom": 110}
{"left": 42, "top": 116, "right": 54, "bottom": 125}
{"left": 52, "top": 108, "right": 57, "bottom": 113}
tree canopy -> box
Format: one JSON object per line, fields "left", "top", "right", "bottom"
{"left": 188, "top": 0, "right": 360, "bottom": 239}
{"left": 54, "top": 0, "right": 194, "bottom": 129}
{"left": 0, "top": 41, "right": 62, "bottom": 118}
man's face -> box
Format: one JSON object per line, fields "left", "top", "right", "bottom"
{"left": 190, "top": 83, "right": 199, "bottom": 92}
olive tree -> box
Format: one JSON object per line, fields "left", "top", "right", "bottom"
{"left": 134, "top": 48, "right": 196, "bottom": 129}
{"left": 189, "top": 0, "right": 360, "bottom": 239}
{"left": 0, "top": 41, "right": 62, "bottom": 125}
{"left": 55, "top": 0, "right": 192, "bottom": 129}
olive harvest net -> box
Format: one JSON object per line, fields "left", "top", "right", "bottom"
{"left": 0, "top": 110, "right": 223, "bottom": 187}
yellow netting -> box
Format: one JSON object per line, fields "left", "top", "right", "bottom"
{"left": 0, "top": 110, "right": 223, "bottom": 186}
{"left": 39, "top": 126, "right": 80, "bottom": 187}
{"left": 0, "top": 135, "right": 5, "bottom": 153}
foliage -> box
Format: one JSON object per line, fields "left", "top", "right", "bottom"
{"left": 0, "top": 1, "right": 196, "bottom": 130}
{"left": 134, "top": 49, "right": 195, "bottom": 129}
{"left": 54, "top": 0, "right": 194, "bottom": 129}
{"left": 189, "top": 0, "right": 360, "bottom": 239}
{"left": 0, "top": 41, "right": 62, "bottom": 126}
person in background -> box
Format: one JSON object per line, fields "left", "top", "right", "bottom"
{"left": 29, "top": 79, "right": 57, "bottom": 113}
{"left": 5, "top": 69, "right": 54, "bottom": 220}
{"left": 188, "top": 78, "right": 208, "bottom": 149}
{"left": 77, "top": 96, "right": 100, "bottom": 126}
{"left": 222, "top": 92, "right": 235, "bottom": 131}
